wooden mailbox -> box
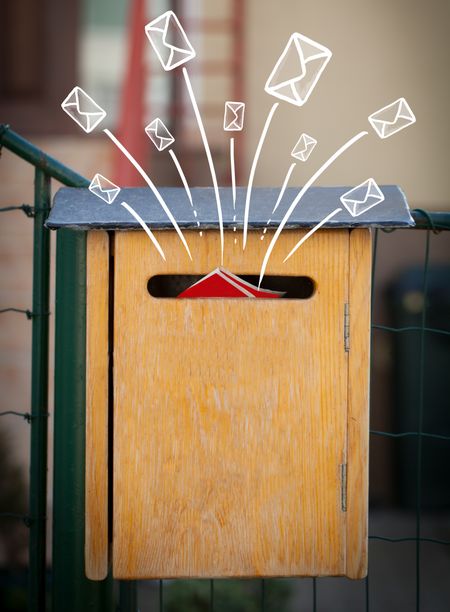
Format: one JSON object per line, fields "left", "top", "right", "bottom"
{"left": 48, "top": 185, "right": 413, "bottom": 581}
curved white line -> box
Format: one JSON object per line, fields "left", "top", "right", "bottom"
{"left": 104, "top": 128, "right": 192, "bottom": 260}
{"left": 258, "top": 130, "right": 368, "bottom": 286}
{"left": 242, "top": 102, "right": 279, "bottom": 249}
{"left": 169, "top": 149, "right": 193, "bottom": 208}
{"left": 182, "top": 67, "right": 224, "bottom": 263}
{"left": 120, "top": 202, "right": 166, "bottom": 261}
{"left": 230, "top": 137, "right": 236, "bottom": 210}
{"left": 272, "top": 162, "right": 297, "bottom": 213}
{"left": 283, "top": 207, "right": 342, "bottom": 262}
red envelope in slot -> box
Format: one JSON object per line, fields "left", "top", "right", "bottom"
{"left": 177, "top": 268, "right": 285, "bottom": 299}
{"left": 220, "top": 270, "right": 285, "bottom": 298}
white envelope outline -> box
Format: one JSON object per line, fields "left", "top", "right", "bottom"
{"left": 265, "top": 33, "right": 332, "bottom": 106}
{"left": 291, "top": 133, "right": 317, "bottom": 161}
{"left": 340, "top": 179, "right": 385, "bottom": 217}
{"left": 224, "top": 101, "right": 245, "bottom": 131}
{"left": 145, "top": 119, "right": 175, "bottom": 151}
{"left": 368, "top": 98, "right": 416, "bottom": 139}
{"left": 145, "top": 11, "right": 196, "bottom": 71}
{"left": 89, "top": 174, "right": 120, "bottom": 205}
{"left": 61, "top": 86, "right": 107, "bottom": 133}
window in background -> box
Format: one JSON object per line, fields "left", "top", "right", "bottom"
{"left": 0, "top": 0, "right": 80, "bottom": 134}
{"left": 80, "top": 0, "right": 129, "bottom": 129}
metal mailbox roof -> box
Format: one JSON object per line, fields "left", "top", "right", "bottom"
{"left": 47, "top": 185, "right": 414, "bottom": 230}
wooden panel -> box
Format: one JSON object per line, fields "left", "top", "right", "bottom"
{"left": 346, "top": 229, "right": 371, "bottom": 578}
{"left": 85, "top": 230, "right": 110, "bottom": 580}
{"left": 112, "top": 229, "right": 355, "bottom": 579}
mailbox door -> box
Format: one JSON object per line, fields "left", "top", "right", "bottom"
{"left": 108, "top": 229, "right": 369, "bottom": 579}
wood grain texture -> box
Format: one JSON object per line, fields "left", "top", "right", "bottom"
{"left": 86, "top": 230, "right": 110, "bottom": 580}
{"left": 112, "top": 229, "right": 353, "bottom": 579}
{"left": 346, "top": 229, "right": 371, "bottom": 578}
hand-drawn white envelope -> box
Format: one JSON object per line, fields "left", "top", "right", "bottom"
{"left": 89, "top": 174, "right": 120, "bottom": 205}
{"left": 265, "top": 33, "right": 332, "bottom": 106}
{"left": 368, "top": 98, "right": 416, "bottom": 139}
{"left": 224, "top": 101, "right": 245, "bottom": 131}
{"left": 145, "top": 119, "right": 175, "bottom": 151}
{"left": 145, "top": 11, "right": 196, "bottom": 71}
{"left": 291, "top": 133, "right": 317, "bottom": 162}
{"left": 61, "top": 86, "right": 107, "bottom": 133}
{"left": 340, "top": 178, "right": 385, "bottom": 217}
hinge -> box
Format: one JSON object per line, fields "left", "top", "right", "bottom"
{"left": 344, "top": 303, "right": 350, "bottom": 352}
{"left": 340, "top": 463, "right": 347, "bottom": 512}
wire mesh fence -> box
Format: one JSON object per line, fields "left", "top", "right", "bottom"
{"left": 0, "top": 124, "right": 449, "bottom": 611}
{"left": 366, "top": 222, "right": 449, "bottom": 612}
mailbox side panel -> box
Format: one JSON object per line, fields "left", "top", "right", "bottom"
{"left": 85, "top": 230, "right": 110, "bottom": 580}
{"left": 346, "top": 229, "right": 371, "bottom": 578}
{"left": 113, "top": 230, "right": 350, "bottom": 579}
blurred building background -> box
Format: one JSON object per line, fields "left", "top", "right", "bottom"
{"left": 0, "top": 0, "right": 449, "bottom": 609}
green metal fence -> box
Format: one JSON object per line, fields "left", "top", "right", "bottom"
{"left": 0, "top": 124, "right": 449, "bottom": 612}
{"left": 368, "top": 219, "right": 450, "bottom": 612}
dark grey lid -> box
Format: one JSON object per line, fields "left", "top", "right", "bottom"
{"left": 46, "top": 185, "right": 414, "bottom": 230}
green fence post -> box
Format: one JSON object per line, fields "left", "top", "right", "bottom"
{"left": 28, "top": 169, "right": 51, "bottom": 612}
{"left": 53, "top": 229, "right": 113, "bottom": 611}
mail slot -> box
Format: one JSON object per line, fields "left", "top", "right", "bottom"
{"left": 47, "top": 185, "right": 414, "bottom": 582}
{"left": 147, "top": 274, "right": 316, "bottom": 298}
